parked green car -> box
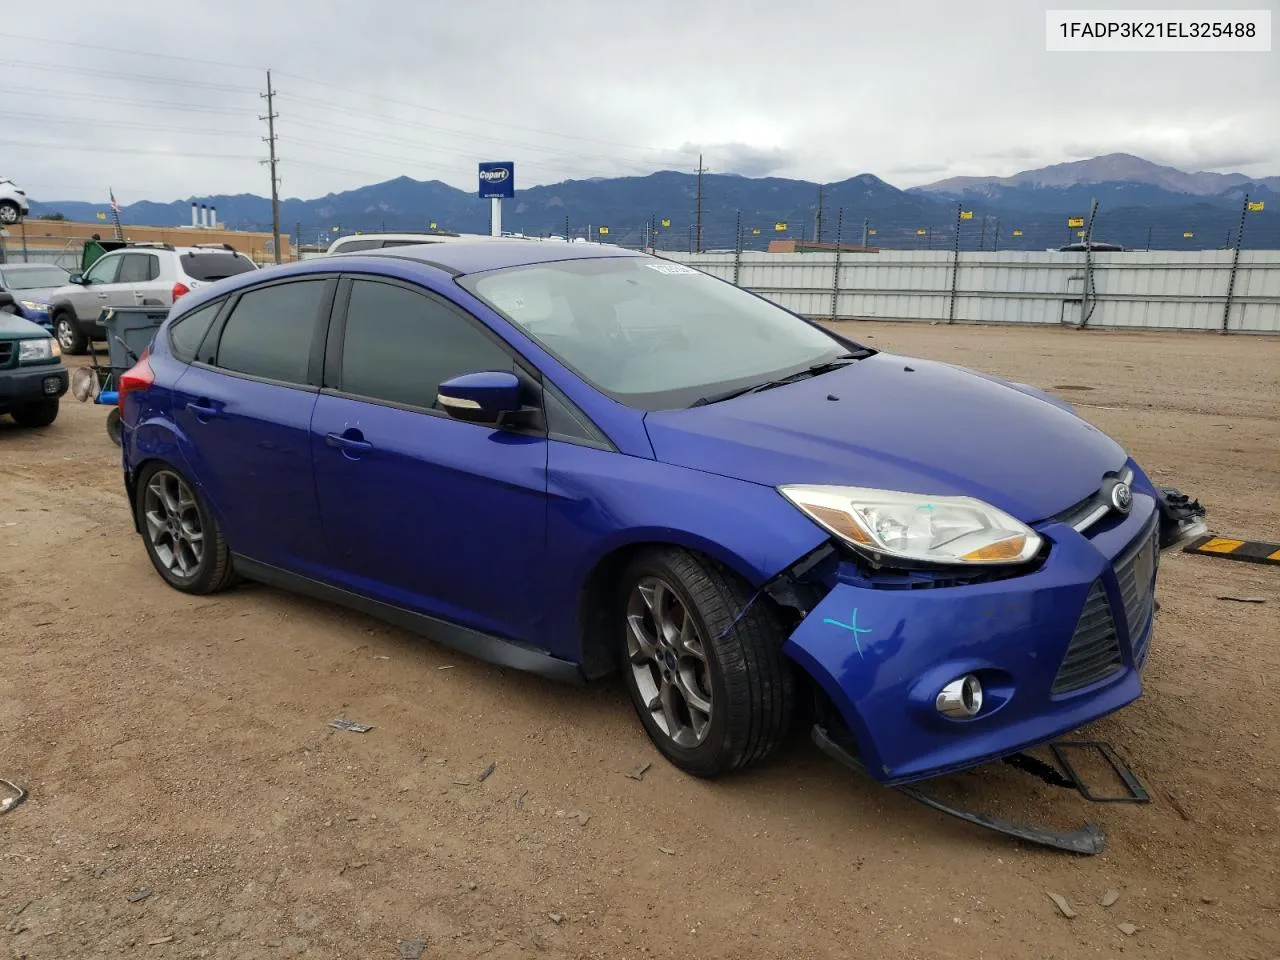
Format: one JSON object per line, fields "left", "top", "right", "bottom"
{"left": 0, "top": 292, "right": 68, "bottom": 427}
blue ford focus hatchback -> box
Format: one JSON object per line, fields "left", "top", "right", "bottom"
{"left": 119, "top": 242, "right": 1167, "bottom": 785}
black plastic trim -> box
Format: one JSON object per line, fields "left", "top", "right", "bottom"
{"left": 231, "top": 555, "right": 586, "bottom": 685}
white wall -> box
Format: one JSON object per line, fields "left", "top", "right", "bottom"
{"left": 662, "top": 249, "right": 1280, "bottom": 334}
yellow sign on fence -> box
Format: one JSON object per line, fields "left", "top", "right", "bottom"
{"left": 429, "top": 221, "right": 437, "bottom": 229}
{"left": 96, "top": 212, "right": 107, "bottom": 221}
{"left": 661, "top": 218, "right": 671, "bottom": 228}
{"left": 1012, "top": 229, "right": 1023, "bottom": 237}
{"left": 1183, "top": 231, "right": 1194, "bottom": 238}
{"left": 774, "top": 222, "right": 787, "bottom": 232}
{"left": 1247, "top": 201, "right": 1265, "bottom": 212}
{"left": 867, "top": 229, "right": 877, "bottom": 236}
{"left": 916, "top": 228, "right": 927, "bottom": 236}
{"left": 751, "top": 228, "right": 760, "bottom": 235}
{"left": 1067, "top": 217, "right": 1085, "bottom": 228}
{"left": 959, "top": 210, "right": 974, "bottom": 220}
{"left": 598, "top": 226, "right": 609, "bottom": 235}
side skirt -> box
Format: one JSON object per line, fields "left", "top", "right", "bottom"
{"left": 232, "top": 555, "right": 586, "bottom": 686}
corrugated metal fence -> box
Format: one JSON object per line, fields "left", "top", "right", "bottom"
{"left": 661, "top": 249, "right": 1280, "bottom": 334}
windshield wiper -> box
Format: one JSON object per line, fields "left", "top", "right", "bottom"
{"left": 691, "top": 353, "right": 864, "bottom": 407}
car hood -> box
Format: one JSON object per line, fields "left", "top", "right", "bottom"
{"left": 0, "top": 311, "right": 54, "bottom": 340}
{"left": 6, "top": 285, "right": 62, "bottom": 304}
{"left": 643, "top": 352, "right": 1127, "bottom": 523}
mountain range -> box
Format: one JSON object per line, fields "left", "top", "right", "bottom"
{"left": 27, "top": 153, "right": 1278, "bottom": 252}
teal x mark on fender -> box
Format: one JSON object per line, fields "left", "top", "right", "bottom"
{"left": 823, "top": 608, "right": 873, "bottom": 658}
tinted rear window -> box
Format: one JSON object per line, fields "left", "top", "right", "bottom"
{"left": 180, "top": 253, "right": 257, "bottom": 282}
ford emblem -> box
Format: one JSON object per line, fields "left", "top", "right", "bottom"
{"left": 1109, "top": 480, "right": 1132, "bottom": 514}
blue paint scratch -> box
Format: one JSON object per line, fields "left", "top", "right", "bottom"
{"left": 822, "top": 607, "right": 873, "bottom": 658}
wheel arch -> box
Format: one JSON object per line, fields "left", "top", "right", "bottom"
{"left": 574, "top": 531, "right": 801, "bottom": 681}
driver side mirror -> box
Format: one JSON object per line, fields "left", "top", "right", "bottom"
{"left": 437, "top": 370, "right": 536, "bottom": 428}
{"left": 68, "top": 273, "right": 85, "bottom": 285}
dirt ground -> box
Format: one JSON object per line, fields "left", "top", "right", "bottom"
{"left": 2, "top": 322, "right": 1278, "bottom": 959}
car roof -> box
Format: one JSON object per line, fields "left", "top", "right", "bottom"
{"left": 350, "top": 239, "right": 644, "bottom": 275}
{"left": 164, "top": 241, "right": 646, "bottom": 319}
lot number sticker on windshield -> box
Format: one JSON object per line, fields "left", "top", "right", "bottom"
{"left": 645, "top": 263, "right": 698, "bottom": 275}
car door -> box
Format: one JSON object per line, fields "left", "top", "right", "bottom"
{"left": 117, "top": 252, "right": 166, "bottom": 305}
{"left": 70, "top": 252, "right": 125, "bottom": 320}
{"left": 170, "top": 275, "right": 337, "bottom": 576}
{"left": 310, "top": 275, "right": 549, "bottom": 648}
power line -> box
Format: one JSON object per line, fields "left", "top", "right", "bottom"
{"left": 2, "top": 139, "right": 259, "bottom": 160}
{"left": 1, "top": 84, "right": 249, "bottom": 115}
{"left": 0, "top": 109, "right": 258, "bottom": 138}
{"left": 2, "top": 32, "right": 265, "bottom": 72}
{"left": 0, "top": 59, "right": 259, "bottom": 92}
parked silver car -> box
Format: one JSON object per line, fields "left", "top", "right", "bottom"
{"left": 0, "top": 178, "right": 29, "bottom": 224}
{"left": 48, "top": 243, "right": 258, "bottom": 354}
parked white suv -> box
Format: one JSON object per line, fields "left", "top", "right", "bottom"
{"left": 325, "top": 231, "right": 544, "bottom": 254}
{"left": 47, "top": 243, "right": 258, "bottom": 354}
{"left": 0, "top": 178, "right": 30, "bottom": 224}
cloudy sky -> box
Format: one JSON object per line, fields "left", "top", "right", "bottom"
{"left": 4, "top": 0, "right": 1276, "bottom": 204}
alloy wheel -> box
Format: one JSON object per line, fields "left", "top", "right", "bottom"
{"left": 143, "top": 470, "right": 205, "bottom": 580}
{"left": 625, "top": 576, "right": 714, "bottom": 747}
{"left": 55, "top": 319, "right": 77, "bottom": 352}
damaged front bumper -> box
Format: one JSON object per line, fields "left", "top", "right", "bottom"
{"left": 779, "top": 490, "right": 1161, "bottom": 786}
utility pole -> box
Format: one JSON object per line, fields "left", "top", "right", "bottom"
{"left": 694, "top": 153, "right": 704, "bottom": 254}
{"left": 815, "top": 184, "right": 824, "bottom": 244}
{"left": 861, "top": 218, "right": 869, "bottom": 247}
{"left": 564, "top": 215, "right": 569, "bottom": 242}
{"left": 1222, "top": 193, "right": 1251, "bottom": 334}
{"left": 993, "top": 218, "right": 1000, "bottom": 252}
{"left": 294, "top": 220, "right": 301, "bottom": 260}
{"left": 260, "top": 69, "right": 283, "bottom": 265}
{"left": 979, "top": 216, "right": 987, "bottom": 251}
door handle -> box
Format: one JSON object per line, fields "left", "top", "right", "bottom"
{"left": 96, "top": 293, "right": 109, "bottom": 299}
{"left": 325, "top": 431, "right": 373, "bottom": 455}
{"left": 188, "top": 400, "right": 218, "bottom": 419}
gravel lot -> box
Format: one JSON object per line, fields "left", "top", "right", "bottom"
{"left": 2, "top": 322, "right": 1278, "bottom": 959}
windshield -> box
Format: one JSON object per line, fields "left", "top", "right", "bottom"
{"left": 0, "top": 266, "right": 70, "bottom": 290}
{"left": 458, "top": 256, "right": 853, "bottom": 409}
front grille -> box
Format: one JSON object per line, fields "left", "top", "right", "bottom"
{"left": 1114, "top": 521, "right": 1158, "bottom": 664}
{"left": 1052, "top": 580, "right": 1123, "bottom": 694}
{"left": 1050, "top": 467, "right": 1134, "bottom": 535}
{"left": 0, "top": 342, "right": 13, "bottom": 368}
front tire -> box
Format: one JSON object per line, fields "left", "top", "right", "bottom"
{"left": 618, "top": 548, "right": 794, "bottom": 778}
{"left": 54, "top": 312, "right": 88, "bottom": 355}
{"left": 135, "top": 463, "right": 236, "bottom": 595}
{"left": 10, "top": 399, "right": 59, "bottom": 427}
{"left": 0, "top": 201, "right": 20, "bottom": 225}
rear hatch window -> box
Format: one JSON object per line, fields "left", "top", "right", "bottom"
{"left": 180, "top": 253, "right": 257, "bottom": 282}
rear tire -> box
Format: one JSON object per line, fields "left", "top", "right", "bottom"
{"left": 105, "top": 407, "right": 122, "bottom": 445}
{"left": 54, "top": 312, "right": 87, "bottom": 355}
{"left": 10, "top": 399, "right": 59, "bottom": 428}
{"left": 0, "top": 201, "right": 20, "bottom": 225}
{"left": 134, "top": 462, "right": 236, "bottom": 595}
{"left": 617, "top": 548, "right": 794, "bottom": 778}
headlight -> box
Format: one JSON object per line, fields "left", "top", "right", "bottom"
{"left": 18, "top": 338, "right": 55, "bottom": 362}
{"left": 778, "top": 484, "right": 1042, "bottom": 566}
{"left": 19, "top": 300, "right": 49, "bottom": 314}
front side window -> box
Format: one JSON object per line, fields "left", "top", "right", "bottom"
{"left": 459, "top": 256, "right": 852, "bottom": 409}
{"left": 83, "top": 255, "right": 122, "bottom": 285}
{"left": 213, "top": 280, "right": 329, "bottom": 384}
{"left": 338, "top": 279, "right": 513, "bottom": 410}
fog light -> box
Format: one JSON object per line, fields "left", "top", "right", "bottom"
{"left": 936, "top": 674, "right": 983, "bottom": 719}
{"left": 43, "top": 377, "right": 61, "bottom": 395}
